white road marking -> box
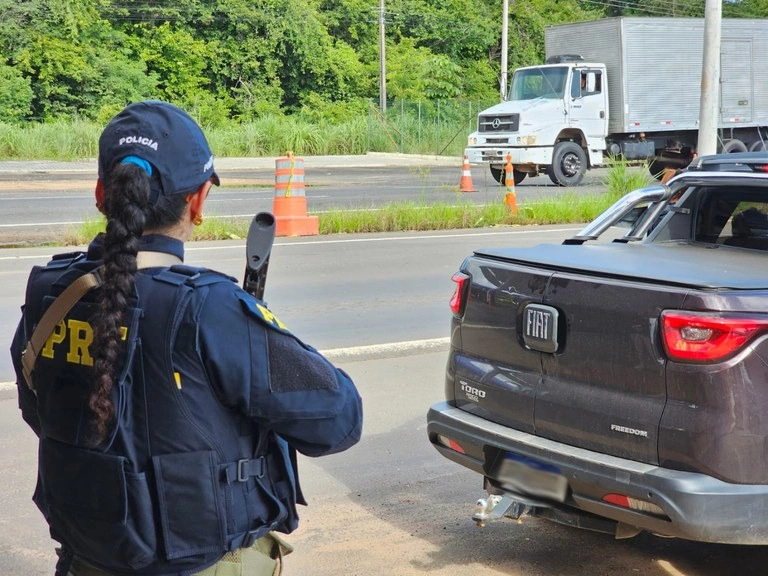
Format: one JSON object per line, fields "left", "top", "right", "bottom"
{"left": 0, "top": 226, "right": 582, "bottom": 262}
{"left": 0, "top": 221, "right": 85, "bottom": 228}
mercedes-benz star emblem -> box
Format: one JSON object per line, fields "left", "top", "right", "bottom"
{"left": 492, "top": 118, "right": 501, "bottom": 129}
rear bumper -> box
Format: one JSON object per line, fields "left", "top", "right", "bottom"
{"left": 428, "top": 401, "right": 768, "bottom": 544}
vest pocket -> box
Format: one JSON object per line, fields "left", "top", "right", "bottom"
{"left": 40, "top": 438, "right": 158, "bottom": 570}
{"left": 153, "top": 450, "right": 226, "bottom": 559}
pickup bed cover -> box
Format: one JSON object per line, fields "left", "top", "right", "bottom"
{"left": 475, "top": 242, "right": 768, "bottom": 289}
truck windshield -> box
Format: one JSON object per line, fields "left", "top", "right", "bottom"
{"left": 508, "top": 66, "right": 568, "bottom": 101}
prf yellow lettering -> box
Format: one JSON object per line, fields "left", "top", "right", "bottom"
{"left": 256, "top": 303, "right": 287, "bottom": 330}
{"left": 41, "top": 319, "right": 128, "bottom": 366}
{"left": 66, "top": 319, "right": 94, "bottom": 366}
{"left": 41, "top": 321, "right": 66, "bottom": 359}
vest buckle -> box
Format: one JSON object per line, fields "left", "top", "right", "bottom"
{"left": 237, "top": 459, "right": 249, "bottom": 482}
{"left": 238, "top": 457, "right": 265, "bottom": 482}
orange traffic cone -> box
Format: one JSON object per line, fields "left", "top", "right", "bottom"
{"left": 459, "top": 154, "right": 477, "bottom": 193}
{"left": 504, "top": 154, "right": 517, "bottom": 213}
{"left": 272, "top": 152, "right": 319, "bottom": 237}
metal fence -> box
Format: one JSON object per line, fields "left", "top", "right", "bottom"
{"left": 365, "top": 98, "right": 497, "bottom": 157}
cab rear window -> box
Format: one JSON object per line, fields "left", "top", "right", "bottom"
{"left": 693, "top": 187, "right": 768, "bottom": 250}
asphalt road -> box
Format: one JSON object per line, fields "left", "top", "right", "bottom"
{"left": 0, "top": 153, "right": 610, "bottom": 246}
{"left": 5, "top": 159, "right": 765, "bottom": 576}
{"left": 4, "top": 227, "right": 768, "bottom": 575}
{"left": 0, "top": 225, "right": 584, "bottom": 384}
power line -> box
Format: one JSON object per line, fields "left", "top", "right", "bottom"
{"left": 578, "top": 0, "right": 705, "bottom": 17}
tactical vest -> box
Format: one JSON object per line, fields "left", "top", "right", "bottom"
{"left": 24, "top": 253, "right": 301, "bottom": 576}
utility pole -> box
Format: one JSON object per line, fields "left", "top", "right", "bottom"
{"left": 379, "top": 0, "right": 387, "bottom": 113}
{"left": 697, "top": 0, "right": 721, "bottom": 156}
{"left": 500, "top": 0, "right": 509, "bottom": 100}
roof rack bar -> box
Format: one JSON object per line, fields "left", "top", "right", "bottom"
{"left": 569, "top": 185, "right": 670, "bottom": 241}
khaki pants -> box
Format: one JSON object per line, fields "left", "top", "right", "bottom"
{"left": 66, "top": 534, "right": 293, "bottom": 576}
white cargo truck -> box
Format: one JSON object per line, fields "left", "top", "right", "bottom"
{"left": 465, "top": 17, "right": 768, "bottom": 186}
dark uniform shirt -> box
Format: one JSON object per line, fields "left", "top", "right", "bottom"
{"left": 10, "top": 234, "right": 363, "bottom": 575}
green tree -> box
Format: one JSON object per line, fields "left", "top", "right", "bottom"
{"left": 8, "top": 0, "right": 158, "bottom": 120}
{"left": 128, "top": 22, "right": 222, "bottom": 117}
{"left": 386, "top": 38, "right": 476, "bottom": 101}
{"left": 0, "top": 64, "right": 34, "bottom": 122}
{"left": 724, "top": 0, "right": 768, "bottom": 17}
{"left": 387, "top": 39, "right": 434, "bottom": 100}
{"left": 318, "top": 0, "right": 377, "bottom": 50}
{"left": 388, "top": 0, "right": 498, "bottom": 62}
{"left": 201, "top": 0, "right": 369, "bottom": 115}
{"left": 0, "top": 0, "right": 38, "bottom": 62}
{"left": 12, "top": 0, "right": 750, "bottom": 126}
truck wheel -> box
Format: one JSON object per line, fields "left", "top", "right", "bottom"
{"left": 749, "top": 141, "right": 766, "bottom": 152}
{"left": 547, "top": 142, "right": 586, "bottom": 186}
{"left": 490, "top": 166, "right": 527, "bottom": 185}
{"left": 721, "top": 139, "right": 748, "bottom": 154}
{"left": 490, "top": 166, "right": 505, "bottom": 184}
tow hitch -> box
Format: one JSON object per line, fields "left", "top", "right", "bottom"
{"left": 472, "top": 491, "right": 629, "bottom": 537}
{"left": 473, "top": 494, "right": 532, "bottom": 527}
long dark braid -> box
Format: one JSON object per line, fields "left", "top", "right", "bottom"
{"left": 89, "top": 162, "right": 187, "bottom": 444}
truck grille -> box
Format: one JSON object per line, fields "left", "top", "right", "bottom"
{"left": 479, "top": 113, "right": 519, "bottom": 133}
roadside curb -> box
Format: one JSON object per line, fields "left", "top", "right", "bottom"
{"left": 321, "top": 337, "right": 450, "bottom": 363}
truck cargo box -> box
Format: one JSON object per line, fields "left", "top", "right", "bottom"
{"left": 544, "top": 17, "right": 768, "bottom": 135}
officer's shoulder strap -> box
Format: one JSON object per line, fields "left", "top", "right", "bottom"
{"left": 22, "top": 265, "right": 104, "bottom": 393}
{"left": 43, "top": 251, "right": 87, "bottom": 270}
{"left": 152, "top": 265, "right": 237, "bottom": 288}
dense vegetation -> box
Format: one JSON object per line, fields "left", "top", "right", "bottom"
{"left": 2, "top": 0, "right": 765, "bottom": 129}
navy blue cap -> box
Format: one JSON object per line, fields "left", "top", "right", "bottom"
{"left": 98, "top": 101, "right": 220, "bottom": 199}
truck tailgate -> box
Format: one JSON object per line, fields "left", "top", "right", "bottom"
{"left": 454, "top": 244, "right": 708, "bottom": 466}
{"left": 453, "top": 259, "right": 552, "bottom": 435}
{"left": 536, "top": 270, "right": 686, "bottom": 464}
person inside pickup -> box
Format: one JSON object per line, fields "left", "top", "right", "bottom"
{"left": 723, "top": 206, "right": 768, "bottom": 250}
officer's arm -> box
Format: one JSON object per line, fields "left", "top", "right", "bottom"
{"left": 199, "top": 287, "right": 362, "bottom": 457}
{"left": 11, "top": 313, "right": 41, "bottom": 436}
{"left": 256, "top": 328, "right": 363, "bottom": 456}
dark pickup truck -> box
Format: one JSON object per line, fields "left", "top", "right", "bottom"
{"left": 427, "top": 152, "right": 768, "bottom": 544}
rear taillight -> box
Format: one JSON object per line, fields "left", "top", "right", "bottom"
{"left": 435, "top": 434, "right": 466, "bottom": 454}
{"left": 449, "top": 272, "right": 470, "bottom": 316}
{"left": 661, "top": 310, "right": 768, "bottom": 363}
{"left": 602, "top": 493, "right": 666, "bottom": 517}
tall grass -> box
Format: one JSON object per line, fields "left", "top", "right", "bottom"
{"left": 602, "top": 156, "right": 653, "bottom": 200}
{"left": 0, "top": 100, "right": 480, "bottom": 160}
{"left": 320, "top": 192, "right": 622, "bottom": 233}
{"left": 60, "top": 216, "right": 106, "bottom": 246}
{"left": 60, "top": 216, "right": 253, "bottom": 245}
{"left": 0, "top": 120, "right": 101, "bottom": 160}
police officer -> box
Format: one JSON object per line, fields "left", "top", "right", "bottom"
{"left": 10, "top": 101, "right": 363, "bottom": 576}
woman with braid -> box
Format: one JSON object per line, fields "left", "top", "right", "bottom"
{"left": 10, "top": 101, "right": 363, "bottom": 576}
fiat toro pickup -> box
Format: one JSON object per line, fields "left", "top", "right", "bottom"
{"left": 427, "top": 152, "right": 768, "bottom": 544}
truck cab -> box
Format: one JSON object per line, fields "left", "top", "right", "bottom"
{"left": 465, "top": 55, "right": 608, "bottom": 186}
